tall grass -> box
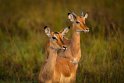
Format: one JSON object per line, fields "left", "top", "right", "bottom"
{"left": 0, "top": 0, "right": 124, "bottom": 82}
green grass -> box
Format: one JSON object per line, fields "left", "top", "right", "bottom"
{"left": 0, "top": 0, "right": 124, "bottom": 83}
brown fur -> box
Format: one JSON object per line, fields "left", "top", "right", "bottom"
{"left": 39, "top": 28, "right": 68, "bottom": 83}
{"left": 56, "top": 12, "right": 89, "bottom": 83}
{"left": 39, "top": 13, "right": 89, "bottom": 83}
{"left": 39, "top": 28, "right": 77, "bottom": 83}
{"left": 39, "top": 56, "right": 76, "bottom": 83}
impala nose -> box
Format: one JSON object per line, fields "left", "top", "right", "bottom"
{"left": 85, "top": 28, "right": 89, "bottom": 32}
{"left": 62, "top": 46, "right": 67, "bottom": 50}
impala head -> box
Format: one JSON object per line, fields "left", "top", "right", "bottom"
{"left": 44, "top": 26, "right": 70, "bottom": 50}
{"left": 68, "top": 11, "right": 89, "bottom": 32}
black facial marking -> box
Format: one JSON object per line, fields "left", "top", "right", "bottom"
{"left": 76, "top": 21, "right": 80, "bottom": 24}
{"left": 52, "top": 37, "right": 56, "bottom": 40}
{"left": 68, "top": 13, "right": 71, "bottom": 15}
{"left": 60, "top": 37, "right": 64, "bottom": 44}
{"left": 68, "top": 26, "right": 70, "bottom": 29}
{"left": 44, "top": 26, "right": 47, "bottom": 29}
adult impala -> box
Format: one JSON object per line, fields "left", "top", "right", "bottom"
{"left": 59, "top": 11, "right": 89, "bottom": 64}
{"left": 57, "top": 11, "right": 89, "bottom": 82}
{"left": 68, "top": 11, "right": 89, "bottom": 62}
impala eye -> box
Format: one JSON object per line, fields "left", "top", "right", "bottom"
{"left": 76, "top": 21, "right": 80, "bottom": 24}
{"left": 52, "top": 37, "right": 57, "bottom": 40}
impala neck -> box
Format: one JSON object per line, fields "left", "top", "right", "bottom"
{"left": 70, "top": 24, "right": 81, "bottom": 62}
{"left": 46, "top": 45, "right": 58, "bottom": 74}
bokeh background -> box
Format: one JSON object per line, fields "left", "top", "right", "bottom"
{"left": 0, "top": 0, "right": 124, "bottom": 83}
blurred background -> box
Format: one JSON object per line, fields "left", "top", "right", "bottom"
{"left": 0, "top": 0, "right": 124, "bottom": 83}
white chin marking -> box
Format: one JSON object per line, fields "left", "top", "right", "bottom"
{"left": 83, "top": 30, "right": 89, "bottom": 32}
{"left": 61, "top": 48, "right": 67, "bottom": 51}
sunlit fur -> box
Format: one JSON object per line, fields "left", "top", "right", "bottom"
{"left": 57, "top": 12, "right": 90, "bottom": 83}
{"left": 39, "top": 27, "right": 76, "bottom": 83}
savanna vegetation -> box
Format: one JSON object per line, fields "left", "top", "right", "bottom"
{"left": 0, "top": 0, "right": 124, "bottom": 83}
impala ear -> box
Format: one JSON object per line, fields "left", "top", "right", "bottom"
{"left": 84, "top": 13, "right": 88, "bottom": 19}
{"left": 44, "top": 26, "right": 51, "bottom": 37}
{"left": 61, "top": 27, "right": 70, "bottom": 36}
{"left": 68, "top": 13, "right": 76, "bottom": 22}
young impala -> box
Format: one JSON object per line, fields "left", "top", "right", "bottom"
{"left": 39, "top": 26, "right": 71, "bottom": 83}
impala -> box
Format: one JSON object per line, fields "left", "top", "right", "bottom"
{"left": 57, "top": 11, "right": 90, "bottom": 82}
{"left": 39, "top": 11, "right": 89, "bottom": 83}
{"left": 39, "top": 26, "right": 71, "bottom": 83}
{"left": 59, "top": 11, "right": 89, "bottom": 63}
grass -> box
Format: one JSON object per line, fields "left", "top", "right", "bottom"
{"left": 0, "top": 0, "right": 124, "bottom": 83}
